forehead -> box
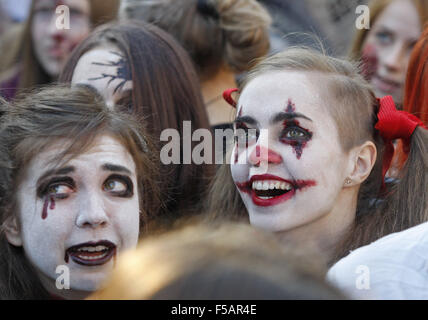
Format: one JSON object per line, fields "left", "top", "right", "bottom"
{"left": 374, "top": 0, "right": 421, "bottom": 38}
{"left": 71, "top": 46, "right": 132, "bottom": 103}
{"left": 24, "top": 135, "right": 136, "bottom": 180}
{"left": 35, "top": 0, "right": 90, "bottom": 11}
{"left": 239, "top": 71, "right": 333, "bottom": 123}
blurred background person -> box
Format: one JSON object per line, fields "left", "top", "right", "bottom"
{"left": 349, "top": 0, "right": 428, "bottom": 107}
{"left": 119, "top": 0, "right": 271, "bottom": 131}
{"left": 90, "top": 221, "right": 346, "bottom": 300}
{"left": 393, "top": 26, "right": 428, "bottom": 172}
{"left": 0, "top": 0, "right": 119, "bottom": 101}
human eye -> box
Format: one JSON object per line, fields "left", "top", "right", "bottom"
{"left": 280, "top": 126, "right": 311, "bottom": 143}
{"left": 38, "top": 177, "right": 76, "bottom": 200}
{"left": 234, "top": 122, "right": 259, "bottom": 145}
{"left": 103, "top": 175, "right": 134, "bottom": 198}
{"left": 375, "top": 30, "right": 393, "bottom": 45}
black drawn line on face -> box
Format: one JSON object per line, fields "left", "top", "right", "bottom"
{"left": 88, "top": 51, "right": 132, "bottom": 95}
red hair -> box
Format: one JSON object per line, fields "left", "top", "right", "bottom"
{"left": 395, "top": 26, "right": 428, "bottom": 168}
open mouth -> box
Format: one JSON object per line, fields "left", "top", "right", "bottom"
{"left": 236, "top": 174, "right": 316, "bottom": 207}
{"left": 65, "top": 240, "right": 116, "bottom": 267}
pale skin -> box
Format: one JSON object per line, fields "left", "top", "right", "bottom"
{"left": 71, "top": 45, "right": 133, "bottom": 110}
{"left": 362, "top": 0, "right": 421, "bottom": 105}
{"left": 4, "top": 135, "right": 140, "bottom": 299}
{"left": 231, "top": 71, "right": 377, "bottom": 262}
{"left": 32, "top": 0, "right": 91, "bottom": 78}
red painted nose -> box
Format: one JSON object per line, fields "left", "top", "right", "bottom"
{"left": 249, "top": 145, "right": 282, "bottom": 166}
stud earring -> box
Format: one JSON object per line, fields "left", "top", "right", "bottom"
{"left": 345, "top": 178, "right": 352, "bottom": 185}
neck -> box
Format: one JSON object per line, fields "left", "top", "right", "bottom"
{"left": 201, "top": 67, "right": 237, "bottom": 126}
{"left": 276, "top": 187, "right": 358, "bottom": 265}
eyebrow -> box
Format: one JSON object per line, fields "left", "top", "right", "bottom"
{"left": 270, "top": 112, "right": 313, "bottom": 124}
{"left": 234, "top": 116, "right": 258, "bottom": 126}
{"left": 102, "top": 163, "right": 132, "bottom": 175}
{"left": 37, "top": 166, "right": 75, "bottom": 185}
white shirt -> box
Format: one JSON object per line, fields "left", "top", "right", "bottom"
{"left": 327, "top": 221, "right": 428, "bottom": 299}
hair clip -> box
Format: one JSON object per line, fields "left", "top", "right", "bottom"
{"left": 223, "top": 88, "right": 239, "bottom": 108}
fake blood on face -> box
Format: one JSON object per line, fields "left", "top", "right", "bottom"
{"left": 41, "top": 196, "right": 56, "bottom": 220}
{"left": 280, "top": 99, "right": 312, "bottom": 160}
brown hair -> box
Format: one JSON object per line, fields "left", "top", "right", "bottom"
{"left": 59, "top": 21, "right": 214, "bottom": 223}
{"left": 349, "top": 0, "right": 428, "bottom": 60}
{"left": 0, "top": 0, "right": 119, "bottom": 93}
{"left": 119, "top": 0, "right": 271, "bottom": 80}
{"left": 0, "top": 84, "right": 158, "bottom": 299}
{"left": 90, "top": 221, "right": 345, "bottom": 299}
{"left": 207, "top": 48, "right": 428, "bottom": 263}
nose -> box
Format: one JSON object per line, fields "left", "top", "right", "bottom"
{"left": 249, "top": 145, "right": 282, "bottom": 167}
{"left": 48, "top": 14, "right": 66, "bottom": 43}
{"left": 382, "top": 44, "right": 405, "bottom": 73}
{"left": 76, "top": 193, "right": 109, "bottom": 229}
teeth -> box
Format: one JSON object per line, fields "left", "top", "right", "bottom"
{"left": 77, "top": 245, "right": 108, "bottom": 252}
{"left": 77, "top": 251, "right": 109, "bottom": 260}
{"left": 251, "top": 180, "right": 293, "bottom": 191}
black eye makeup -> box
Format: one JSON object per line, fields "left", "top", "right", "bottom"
{"left": 234, "top": 122, "right": 259, "bottom": 145}
{"left": 102, "top": 174, "right": 134, "bottom": 198}
{"left": 37, "top": 176, "right": 76, "bottom": 200}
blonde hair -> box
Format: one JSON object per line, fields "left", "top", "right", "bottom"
{"left": 207, "top": 48, "right": 428, "bottom": 262}
{"left": 119, "top": 0, "right": 271, "bottom": 79}
{"left": 349, "top": 0, "right": 428, "bottom": 60}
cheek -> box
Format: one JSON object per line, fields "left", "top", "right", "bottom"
{"left": 361, "top": 43, "right": 379, "bottom": 80}
{"left": 111, "top": 198, "right": 140, "bottom": 247}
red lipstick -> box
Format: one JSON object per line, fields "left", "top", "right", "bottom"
{"left": 236, "top": 174, "right": 316, "bottom": 207}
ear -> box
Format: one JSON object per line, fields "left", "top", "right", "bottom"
{"left": 346, "top": 141, "right": 377, "bottom": 186}
{"left": 3, "top": 216, "right": 23, "bottom": 247}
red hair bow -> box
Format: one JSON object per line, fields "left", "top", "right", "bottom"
{"left": 375, "top": 96, "right": 426, "bottom": 185}
{"left": 223, "top": 88, "right": 239, "bottom": 108}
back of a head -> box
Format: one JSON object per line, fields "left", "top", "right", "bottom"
{"left": 90, "top": 222, "right": 345, "bottom": 300}
{"left": 119, "top": 0, "right": 272, "bottom": 80}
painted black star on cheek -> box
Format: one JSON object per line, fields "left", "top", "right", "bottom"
{"left": 88, "top": 51, "right": 132, "bottom": 94}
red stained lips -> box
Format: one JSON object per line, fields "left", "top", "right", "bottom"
{"left": 236, "top": 174, "right": 316, "bottom": 207}
{"left": 65, "top": 240, "right": 116, "bottom": 267}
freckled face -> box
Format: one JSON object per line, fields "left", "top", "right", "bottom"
{"left": 71, "top": 46, "right": 133, "bottom": 110}
{"left": 15, "top": 135, "right": 140, "bottom": 295}
{"left": 362, "top": 0, "right": 421, "bottom": 104}
{"left": 231, "top": 72, "right": 352, "bottom": 232}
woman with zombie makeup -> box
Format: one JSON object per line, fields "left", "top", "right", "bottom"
{"left": 119, "top": 0, "right": 271, "bottom": 129}
{"left": 59, "top": 21, "right": 214, "bottom": 226}
{"left": 207, "top": 48, "right": 428, "bottom": 265}
{"left": 0, "top": 0, "right": 119, "bottom": 101}
{"left": 349, "top": 0, "right": 428, "bottom": 107}
{"left": 0, "top": 85, "right": 158, "bottom": 299}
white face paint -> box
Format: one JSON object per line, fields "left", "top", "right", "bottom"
{"left": 71, "top": 46, "right": 133, "bottom": 110}
{"left": 14, "top": 134, "right": 139, "bottom": 297}
{"left": 231, "top": 71, "right": 352, "bottom": 233}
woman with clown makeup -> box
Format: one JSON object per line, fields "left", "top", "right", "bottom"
{"left": 0, "top": 85, "right": 158, "bottom": 299}
{"left": 207, "top": 48, "right": 428, "bottom": 266}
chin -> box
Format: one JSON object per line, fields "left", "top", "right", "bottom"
{"left": 70, "top": 272, "right": 110, "bottom": 292}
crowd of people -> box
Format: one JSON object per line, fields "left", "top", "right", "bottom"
{"left": 0, "top": 0, "right": 427, "bottom": 300}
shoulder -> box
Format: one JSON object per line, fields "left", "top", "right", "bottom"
{"left": 327, "top": 221, "right": 428, "bottom": 299}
